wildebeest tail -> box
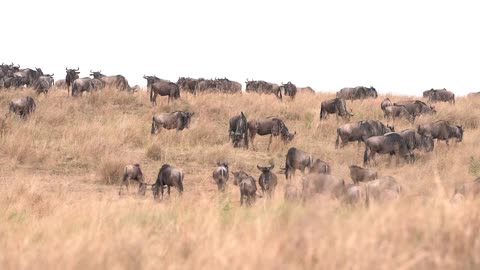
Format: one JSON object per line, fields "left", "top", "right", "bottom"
{"left": 243, "top": 113, "right": 249, "bottom": 149}
{"left": 178, "top": 172, "right": 184, "bottom": 193}
{"left": 151, "top": 117, "right": 156, "bottom": 134}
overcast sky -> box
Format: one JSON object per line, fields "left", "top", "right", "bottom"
{"left": 2, "top": 0, "right": 479, "bottom": 96}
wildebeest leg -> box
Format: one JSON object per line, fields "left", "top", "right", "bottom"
{"left": 118, "top": 180, "right": 126, "bottom": 196}
{"left": 445, "top": 139, "right": 450, "bottom": 147}
{"left": 167, "top": 185, "right": 171, "bottom": 197}
{"left": 250, "top": 132, "right": 256, "bottom": 151}
{"left": 267, "top": 134, "right": 273, "bottom": 150}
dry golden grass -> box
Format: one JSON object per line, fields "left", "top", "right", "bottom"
{"left": 0, "top": 87, "right": 479, "bottom": 269}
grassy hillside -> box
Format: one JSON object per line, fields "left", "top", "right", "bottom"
{"left": 0, "top": 88, "right": 479, "bottom": 269}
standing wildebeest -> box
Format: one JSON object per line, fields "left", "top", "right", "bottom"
{"left": 34, "top": 77, "right": 51, "bottom": 95}
{"left": 248, "top": 117, "right": 295, "bottom": 150}
{"left": 451, "top": 178, "right": 480, "bottom": 202}
{"left": 212, "top": 162, "right": 229, "bottom": 192}
{"left": 215, "top": 78, "right": 242, "bottom": 93}
{"left": 245, "top": 79, "right": 282, "bottom": 99}
{"left": 320, "top": 98, "right": 353, "bottom": 120}
{"left": 91, "top": 78, "right": 105, "bottom": 91}
{"left": 380, "top": 98, "right": 392, "bottom": 112}
{"left": 337, "top": 86, "right": 378, "bottom": 100}
{"left": 177, "top": 77, "right": 199, "bottom": 94}
{"left": 151, "top": 111, "right": 194, "bottom": 134}
{"left": 119, "top": 164, "right": 147, "bottom": 196}
{"left": 343, "top": 184, "right": 366, "bottom": 205}
{"left": 257, "top": 164, "right": 278, "bottom": 198}
{"left": 393, "top": 100, "right": 436, "bottom": 117}
{"left": 281, "top": 81, "right": 297, "bottom": 99}
{"left": 429, "top": 89, "right": 455, "bottom": 104}
{"left": 302, "top": 173, "right": 345, "bottom": 200}
{"left": 14, "top": 67, "right": 43, "bottom": 87}
{"left": 365, "top": 176, "right": 402, "bottom": 205}
{"left": 349, "top": 165, "right": 377, "bottom": 185}
{"left": 152, "top": 164, "right": 184, "bottom": 200}
{"left": 383, "top": 105, "right": 415, "bottom": 123}
{"left": 144, "top": 75, "right": 180, "bottom": 104}
{"left": 363, "top": 132, "right": 414, "bottom": 166}
{"left": 54, "top": 79, "right": 67, "bottom": 89}
{"left": 228, "top": 112, "right": 248, "bottom": 148}
{"left": 297, "top": 86, "right": 315, "bottom": 94}
{"left": 284, "top": 147, "right": 331, "bottom": 181}
{"left": 7, "top": 96, "right": 36, "bottom": 119}
{"left": 467, "top": 92, "right": 480, "bottom": 97}
{"left": 400, "top": 129, "right": 434, "bottom": 152}
{"left": 417, "top": 120, "right": 463, "bottom": 146}
{"left": 336, "top": 120, "right": 394, "bottom": 148}
{"left": 232, "top": 171, "right": 259, "bottom": 206}
{"left": 71, "top": 78, "right": 94, "bottom": 96}
{"left": 90, "top": 71, "right": 133, "bottom": 91}
{"left": 65, "top": 67, "right": 80, "bottom": 96}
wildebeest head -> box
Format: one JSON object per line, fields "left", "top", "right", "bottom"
{"left": 180, "top": 112, "right": 194, "bottom": 128}
{"left": 257, "top": 164, "right": 274, "bottom": 174}
{"left": 65, "top": 67, "right": 80, "bottom": 84}
{"left": 455, "top": 125, "right": 464, "bottom": 142}
{"left": 387, "top": 124, "right": 395, "bottom": 132}
{"left": 90, "top": 70, "right": 104, "bottom": 79}
{"left": 217, "top": 162, "right": 228, "bottom": 170}
{"left": 368, "top": 86, "right": 378, "bottom": 98}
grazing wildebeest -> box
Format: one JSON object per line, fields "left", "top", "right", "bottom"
{"left": 400, "top": 129, "right": 434, "bottom": 152}
{"left": 7, "top": 96, "right": 36, "bottom": 119}
{"left": 336, "top": 120, "right": 394, "bottom": 148}
{"left": 55, "top": 79, "right": 67, "bottom": 89}
{"left": 248, "top": 116, "right": 295, "bottom": 150}
{"left": 257, "top": 164, "right": 278, "bottom": 198}
{"left": 119, "top": 164, "right": 147, "bottom": 196}
{"left": 212, "top": 162, "right": 229, "bottom": 192}
{"left": 427, "top": 88, "right": 455, "bottom": 104}
{"left": 302, "top": 173, "right": 345, "bottom": 200}
{"left": 65, "top": 67, "right": 80, "bottom": 96}
{"left": 228, "top": 112, "right": 248, "bottom": 148}
{"left": 383, "top": 105, "right": 415, "bottom": 123}
{"left": 151, "top": 111, "right": 194, "bottom": 134}
{"left": 417, "top": 120, "right": 463, "bottom": 146}
{"left": 281, "top": 81, "right": 297, "bottom": 99}
{"left": 232, "top": 171, "right": 259, "bottom": 206}
{"left": 365, "top": 176, "right": 402, "bottom": 205}
{"left": 245, "top": 79, "right": 282, "bottom": 99}
{"left": 363, "top": 132, "right": 414, "bottom": 166}
{"left": 451, "top": 178, "right": 480, "bottom": 202}
{"left": 342, "top": 184, "right": 366, "bottom": 205}
{"left": 71, "top": 78, "right": 94, "bottom": 96}
{"left": 310, "top": 158, "right": 331, "bottom": 174}
{"left": 337, "top": 86, "right": 378, "bottom": 100}
{"left": 349, "top": 165, "right": 378, "bottom": 184}
{"left": 284, "top": 184, "right": 301, "bottom": 202}
{"left": 320, "top": 98, "right": 353, "bottom": 120}
{"left": 297, "top": 86, "right": 315, "bottom": 94}
{"left": 144, "top": 75, "right": 180, "bottom": 104}
{"left": 90, "top": 71, "right": 132, "bottom": 91}
{"left": 152, "top": 164, "right": 184, "bottom": 200}
{"left": 380, "top": 98, "right": 392, "bottom": 112}
{"left": 393, "top": 100, "right": 436, "bottom": 117}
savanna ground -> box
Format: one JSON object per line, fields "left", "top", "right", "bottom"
{"left": 0, "top": 87, "right": 480, "bottom": 269}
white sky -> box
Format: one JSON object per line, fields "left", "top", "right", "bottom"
{"left": 2, "top": 0, "right": 479, "bottom": 96}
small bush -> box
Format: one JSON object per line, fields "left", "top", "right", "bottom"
{"left": 98, "top": 157, "right": 125, "bottom": 185}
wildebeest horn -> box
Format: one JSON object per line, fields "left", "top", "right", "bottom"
{"left": 257, "top": 164, "right": 262, "bottom": 170}
{"left": 76, "top": 67, "right": 79, "bottom": 71}
{"left": 65, "top": 67, "right": 68, "bottom": 71}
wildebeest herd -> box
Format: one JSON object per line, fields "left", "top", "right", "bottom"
{"left": 2, "top": 62, "right": 478, "bottom": 206}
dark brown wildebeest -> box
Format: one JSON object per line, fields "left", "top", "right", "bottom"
{"left": 427, "top": 88, "right": 455, "bottom": 104}
{"left": 177, "top": 77, "right": 199, "bottom": 94}
{"left": 7, "top": 96, "right": 36, "bottom": 119}
{"left": 245, "top": 79, "right": 282, "bottom": 99}
{"left": 14, "top": 67, "right": 43, "bottom": 87}
{"left": 320, "top": 98, "right": 353, "bottom": 120}
{"left": 363, "top": 132, "right": 414, "bottom": 166}
{"left": 71, "top": 78, "right": 94, "bottom": 97}
{"left": 365, "top": 176, "right": 402, "bottom": 205}
{"left": 215, "top": 78, "right": 242, "bottom": 93}
{"left": 90, "top": 71, "right": 133, "bottom": 91}
{"left": 151, "top": 111, "right": 194, "bottom": 134}
{"left": 336, "top": 86, "right": 377, "bottom": 100}
{"left": 152, "top": 164, "right": 184, "bottom": 200}
{"left": 144, "top": 75, "right": 180, "bottom": 104}
{"left": 284, "top": 147, "right": 327, "bottom": 181}
{"left": 336, "top": 120, "right": 394, "bottom": 148}
{"left": 400, "top": 129, "right": 434, "bottom": 152}
{"left": 248, "top": 116, "right": 295, "bottom": 150}
{"left": 349, "top": 165, "right": 378, "bottom": 185}
{"left": 54, "top": 79, "right": 67, "bottom": 89}
{"left": 212, "top": 162, "right": 229, "bottom": 192}
{"left": 228, "top": 112, "right": 248, "bottom": 148}
{"left": 257, "top": 164, "right": 278, "bottom": 198}
{"left": 232, "top": 171, "right": 259, "bottom": 206}
{"left": 383, "top": 105, "right": 415, "bottom": 123}
{"left": 393, "top": 100, "right": 436, "bottom": 117}
{"left": 342, "top": 184, "right": 366, "bottom": 205}
{"left": 281, "top": 81, "right": 297, "bottom": 99}
{"left": 417, "top": 120, "right": 463, "bottom": 146}
{"left": 451, "top": 178, "right": 480, "bottom": 202}
{"left": 284, "top": 184, "right": 301, "bottom": 202}
{"left": 119, "top": 164, "right": 147, "bottom": 196}
{"left": 65, "top": 67, "right": 80, "bottom": 96}
{"left": 302, "top": 173, "right": 345, "bottom": 200}
{"left": 380, "top": 98, "right": 392, "bottom": 112}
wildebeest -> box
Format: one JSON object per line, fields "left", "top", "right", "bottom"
{"left": 144, "top": 75, "right": 180, "bottom": 104}
{"left": 228, "top": 112, "right": 248, "bottom": 148}
{"left": 284, "top": 184, "right": 301, "bottom": 202}
{"left": 425, "top": 88, "right": 455, "bottom": 104}
{"left": 14, "top": 67, "right": 43, "bottom": 87}
{"left": 71, "top": 77, "right": 94, "bottom": 96}
{"left": 417, "top": 120, "right": 463, "bottom": 146}
{"left": 336, "top": 120, "right": 394, "bottom": 148}
{"left": 248, "top": 116, "right": 295, "bottom": 150}
{"left": 399, "top": 129, "right": 434, "bottom": 152}
{"left": 119, "top": 164, "right": 147, "bottom": 196}
{"left": 152, "top": 164, "right": 184, "bottom": 200}
{"left": 177, "top": 77, "right": 199, "bottom": 94}
{"left": 383, "top": 105, "right": 415, "bottom": 123}
{"left": 33, "top": 77, "right": 51, "bottom": 95}
{"left": 393, "top": 100, "right": 436, "bottom": 117}
{"left": 297, "top": 86, "right": 315, "bottom": 94}
{"left": 257, "top": 164, "right": 278, "bottom": 198}
{"left": 281, "top": 81, "right": 297, "bottom": 99}
{"left": 363, "top": 132, "right": 414, "bottom": 166}
{"left": 212, "top": 162, "right": 229, "bottom": 192}
{"left": 284, "top": 147, "right": 330, "bottom": 181}
{"left": 349, "top": 165, "right": 377, "bottom": 185}
{"left": 365, "top": 176, "right": 402, "bottom": 205}
{"left": 151, "top": 111, "right": 194, "bottom": 134}
{"left": 65, "top": 67, "right": 80, "bottom": 96}
{"left": 90, "top": 71, "right": 133, "bottom": 91}
{"left": 232, "top": 171, "right": 259, "bottom": 206}
{"left": 452, "top": 178, "right": 480, "bottom": 201}
{"left": 302, "top": 173, "right": 345, "bottom": 200}
{"left": 467, "top": 92, "right": 480, "bottom": 97}
{"left": 91, "top": 78, "right": 105, "bottom": 91}
{"left": 232, "top": 171, "right": 249, "bottom": 186}
{"left": 342, "top": 184, "right": 366, "bottom": 205}
{"left": 54, "top": 79, "right": 67, "bottom": 89}
{"left": 7, "top": 96, "right": 36, "bottom": 119}
{"left": 215, "top": 78, "right": 242, "bottom": 93}
{"left": 320, "top": 98, "right": 353, "bottom": 120}
{"left": 245, "top": 79, "right": 282, "bottom": 99}
{"left": 380, "top": 98, "right": 392, "bottom": 112}
{"left": 337, "top": 86, "right": 378, "bottom": 100}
